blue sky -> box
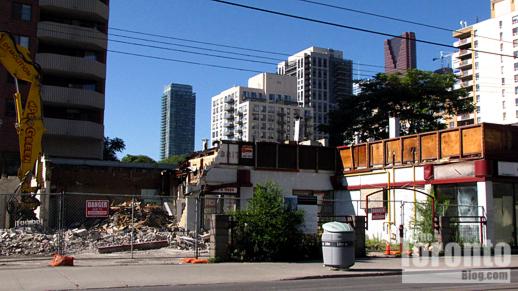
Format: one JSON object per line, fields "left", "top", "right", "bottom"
{"left": 105, "top": 0, "right": 489, "bottom": 160}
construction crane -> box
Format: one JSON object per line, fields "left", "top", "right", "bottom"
{"left": 0, "top": 31, "right": 44, "bottom": 221}
{"left": 432, "top": 51, "right": 455, "bottom": 69}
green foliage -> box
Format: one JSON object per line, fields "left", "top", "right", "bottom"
{"left": 103, "top": 137, "right": 126, "bottom": 161}
{"left": 160, "top": 154, "right": 187, "bottom": 165}
{"left": 121, "top": 154, "right": 156, "bottom": 163}
{"left": 322, "top": 69, "right": 474, "bottom": 146}
{"left": 366, "top": 235, "right": 386, "bottom": 252}
{"left": 231, "top": 182, "right": 305, "bottom": 262}
{"left": 412, "top": 196, "right": 450, "bottom": 243}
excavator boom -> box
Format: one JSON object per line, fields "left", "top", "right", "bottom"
{"left": 0, "top": 31, "right": 44, "bottom": 218}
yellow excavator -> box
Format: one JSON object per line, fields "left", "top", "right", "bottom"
{"left": 0, "top": 31, "right": 44, "bottom": 221}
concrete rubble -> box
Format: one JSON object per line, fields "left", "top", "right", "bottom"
{"left": 0, "top": 201, "right": 210, "bottom": 256}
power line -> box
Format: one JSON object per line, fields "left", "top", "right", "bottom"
{"left": 210, "top": 0, "right": 516, "bottom": 59}
{"left": 38, "top": 27, "right": 384, "bottom": 76}
{"left": 39, "top": 27, "right": 277, "bottom": 66}
{"left": 107, "top": 49, "right": 264, "bottom": 73}
{"left": 110, "top": 27, "right": 291, "bottom": 57}
{"left": 294, "top": 0, "right": 516, "bottom": 46}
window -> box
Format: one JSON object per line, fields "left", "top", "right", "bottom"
{"left": 475, "top": 62, "right": 480, "bottom": 69}
{"left": 503, "top": 112, "right": 507, "bottom": 120}
{"left": 515, "top": 63, "right": 518, "bottom": 71}
{"left": 514, "top": 16, "right": 518, "bottom": 24}
{"left": 476, "top": 106, "right": 480, "bottom": 113}
{"left": 477, "top": 117, "right": 481, "bottom": 123}
{"left": 515, "top": 98, "right": 518, "bottom": 106}
{"left": 503, "top": 101, "right": 506, "bottom": 109}
{"left": 513, "top": 28, "right": 518, "bottom": 36}
{"left": 515, "top": 40, "right": 518, "bottom": 48}
{"left": 449, "top": 121, "right": 454, "bottom": 128}
{"left": 476, "top": 73, "right": 480, "bottom": 80}
{"left": 516, "top": 110, "right": 518, "bottom": 118}
{"left": 477, "top": 95, "right": 481, "bottom": 103}
{"left": 474, "top": 40, "right": 479, "bottom": 48}
{"left": 502, "top": 89, "right": 505, "bottom": 97}
{"left": 502, "top": 78, "right": 506, "bottom": 85}
{"left": 12, "top": 2, "right": 31, "bottom": 22}
{"left": 501, "top": 32, "right": 504, "bottom": 40}
{"left": 500, "top": 20, "right": 503, "bottom": 28}
{"left": 501, "top": 43, "right": 504, "bottom": 51}
{"left": 515, "top": 75, "right": 518, "bottom": 82}
{"left": 13, "top": 34, "right": 29, "bottom": 48}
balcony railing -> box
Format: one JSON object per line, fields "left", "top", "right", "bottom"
{"left": 41, "top": 85, "right": 104, "bottom": 109}
{"left": 38, "top": 21, "right": 107, "bottom": 50}
{"left": 39, "top": 0, "right": 108, "bottom": 22}
{"left": 44, "top": 118, "right": 104, "bottom": 140}
{"left": 36, "top": 53, "right": 106, "bottom": 80}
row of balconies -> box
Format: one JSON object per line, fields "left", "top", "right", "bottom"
{"left": 41, "top": 85, "right": 104, "bottom": 109}
{"left": 44, "top": 118, "right": 103, "bottom": 140}
{"left": 38, "top": 21, "right": 107, "bottom": 51}
{"left": 39, "top": 0, "right": 108, "bottom": 22}
{"left": 36, "top": 53, "right": 106, "bottom": 80}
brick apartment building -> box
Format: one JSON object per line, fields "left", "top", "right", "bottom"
{"left": 384, "top": 32, "right": 417, "bottom": 74}
{"left": 0, "top": 0, "right": 109, "bottom": 176}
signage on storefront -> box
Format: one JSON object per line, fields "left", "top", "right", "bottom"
{"left": 241, "top": 145, "right": 253, "bottom": 159}
{"left": 85, "top": 200, "right": 109, "bottom": 217}
{"left": 371, "top": 207, "right": 386, "bottom": 220}
{"left": 210, "top": 187, "right": 238, "bottom": 194}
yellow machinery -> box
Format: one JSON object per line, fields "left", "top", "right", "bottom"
{"left": 0, "top": 31, "right": 44, "bottom": 220}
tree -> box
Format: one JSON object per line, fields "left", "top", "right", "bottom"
{"left": 160, "top": 154, "right": 187, "bottom": 165}
{"left": 103, "top": 137, "right": 125, "bottom": 161}
{"left": 121, "top": 154, "right": 156, "bottom": 163}
{"left": 231, "top": 182, "right": 304, "bottom": 262}
{"left": 321, "top": 69, "right": 474, "bottom": 146}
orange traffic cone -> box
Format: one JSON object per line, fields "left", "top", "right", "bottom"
{"left": 384, "top": 243, "right": 391, "bottom": 255}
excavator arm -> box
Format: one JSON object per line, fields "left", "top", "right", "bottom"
{"left": 0, "top": 31, "right": 44, "bottom": 220}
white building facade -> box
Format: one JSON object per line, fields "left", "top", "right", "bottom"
{"left": 277, "top": 47, "right": 353, "bottom": 140}
{"left": 211, "top": 73, "right": 313, "bottom": 144}
{"left": 452, "top": 0, "right": 518, "bottom": 127}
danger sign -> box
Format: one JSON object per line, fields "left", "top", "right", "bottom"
{"left": 85, "top": 200, "right": 109, "bottom": 217}
{"left": 371, "top": 207, "right": 386, "bottom": 220}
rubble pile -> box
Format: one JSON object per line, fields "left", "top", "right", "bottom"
{"left": 0, "top": 201, "right": 210, "bottom": 256}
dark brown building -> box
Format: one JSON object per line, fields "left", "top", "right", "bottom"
{"left": 0, "top": 0, "right": 109, "bottom": 176}
{"left": 384, "top": 32, "right": 417, "bottom": 74}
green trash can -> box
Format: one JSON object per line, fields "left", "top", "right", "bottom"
{"left": 322, "top": 221, "right": 355, "bottom": 269}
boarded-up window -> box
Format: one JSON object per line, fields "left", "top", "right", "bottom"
{"left": 256, "top": 143, "right": 276, "bottom": 168}
{"left": 299, "top": 146, "right": 317, "bottom": 169}
{"left": 278, "top": 144, "right": 297, "bottom": 169}
{"left": 318, "top": 147, "right": 336, "bottom": 171}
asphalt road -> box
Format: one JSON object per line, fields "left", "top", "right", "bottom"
{"left": 96, "top": 269, "right": 518, "bottom": 291}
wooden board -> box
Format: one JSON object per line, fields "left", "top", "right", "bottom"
{"left": 462, "top": 127, "right": 482, "bottom": 156}
{"left": 370, "top": 142, "right": 384, "bottom": 166}
{"left": 385, "top": 140, "right": 401, "bottom": 165}
{"left": 441, "top": 130, "right": 460, "bottom": 158}
{"left": 339, "top": 148, "right": 352, "bottom": 169}
{"left": 402, "top": 136, "right": 419, "bottom": 163}
{"left": 354, "top": 144, "right": 367, "bottom": 168}
{"left": 420, "top": 133, "right": 438, "bottom": 160}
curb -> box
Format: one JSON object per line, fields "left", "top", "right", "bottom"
{"left": 284, "top": 270, "right": 402, "bottom": 281}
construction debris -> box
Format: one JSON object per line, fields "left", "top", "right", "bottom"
{"left": 0, "top": 201, "right": 210, "bottom": 256}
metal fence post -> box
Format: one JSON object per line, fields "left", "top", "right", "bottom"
{"left": 130, "top": 194, "right": 135, "bottom": 259}
{"left": 194, "top": 195, "right": 199, "bottom": 259}
{"left": 58, "top": 191, "right": 64, "bottom": 255}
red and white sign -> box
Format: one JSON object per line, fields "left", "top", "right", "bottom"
{"left": 371, "top": 207, "right": 386, "bottom": 220}
{"left": 85, "top": 200, "right": 109, "bottom": 217}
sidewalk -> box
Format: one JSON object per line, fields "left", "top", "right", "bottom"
{"left": 1, "top": 255, "right": 518, "bottom": 290}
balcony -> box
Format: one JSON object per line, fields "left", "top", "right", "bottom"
{"left": 224, "top": 104, "right": 234, "bottom": 111}
{"left": 36, "top": 53, "right": 106, "bottom": 80}
{"left": 224, "top": 122, "right": 234, "bottom": 128}
{"left": 38, "top": 21, "right": 107, "bottom": 50}
{"left": 458, "top": 49, "right": 472, "bottom": 58}
{"left": 41, "top": 85, "right": 104, "bottom": 109}
{"left": 453, "top": 38, "right": 471, "bottom": 48}
{"left": 44, "top": 118, "right": 104, "bottom": 140}
{"left": 39, "top": 0, "right": 109, "bottom": 22}
{"left": 223, "top": 129, "right": 234, "bottom": 136}
{"left": 224, "top": 97, "right": 235, "bottom": 103}
{"left": 454, "top": 80, "right": 474, "bottom": 90}
{"left": 453, "top": 59, "right": 472, "bottom": 70}
{"left": 455, "top": 69, "right": 473, "bottom": 79}
{"left": 224, "top": 113, "right": 233, "bottom": 120}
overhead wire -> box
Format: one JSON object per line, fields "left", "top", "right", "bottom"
{"left": 209, "top": 0, "right": 517, "bottom": 59}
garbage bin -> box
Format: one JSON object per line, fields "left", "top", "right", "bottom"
{"left": 322, "top": 221, "right": 355, "bottom": 269}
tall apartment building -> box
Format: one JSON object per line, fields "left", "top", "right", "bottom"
{"left": 211, "top": 73, "right": 313, "bottom": 144}
{"left": 0, "top": 0, "right": 109, "bottom": 175}
{"left": 384, "top": 32, "right": 417, "bottom": 74}
{"left": 277, "top": 47, "right": 352, "bottom": 141}
{"left": 160, "top": 83, "right": 196, "bottom": 159}
{"left": 451, "top": 0, "right": 518, "bottom": 127}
